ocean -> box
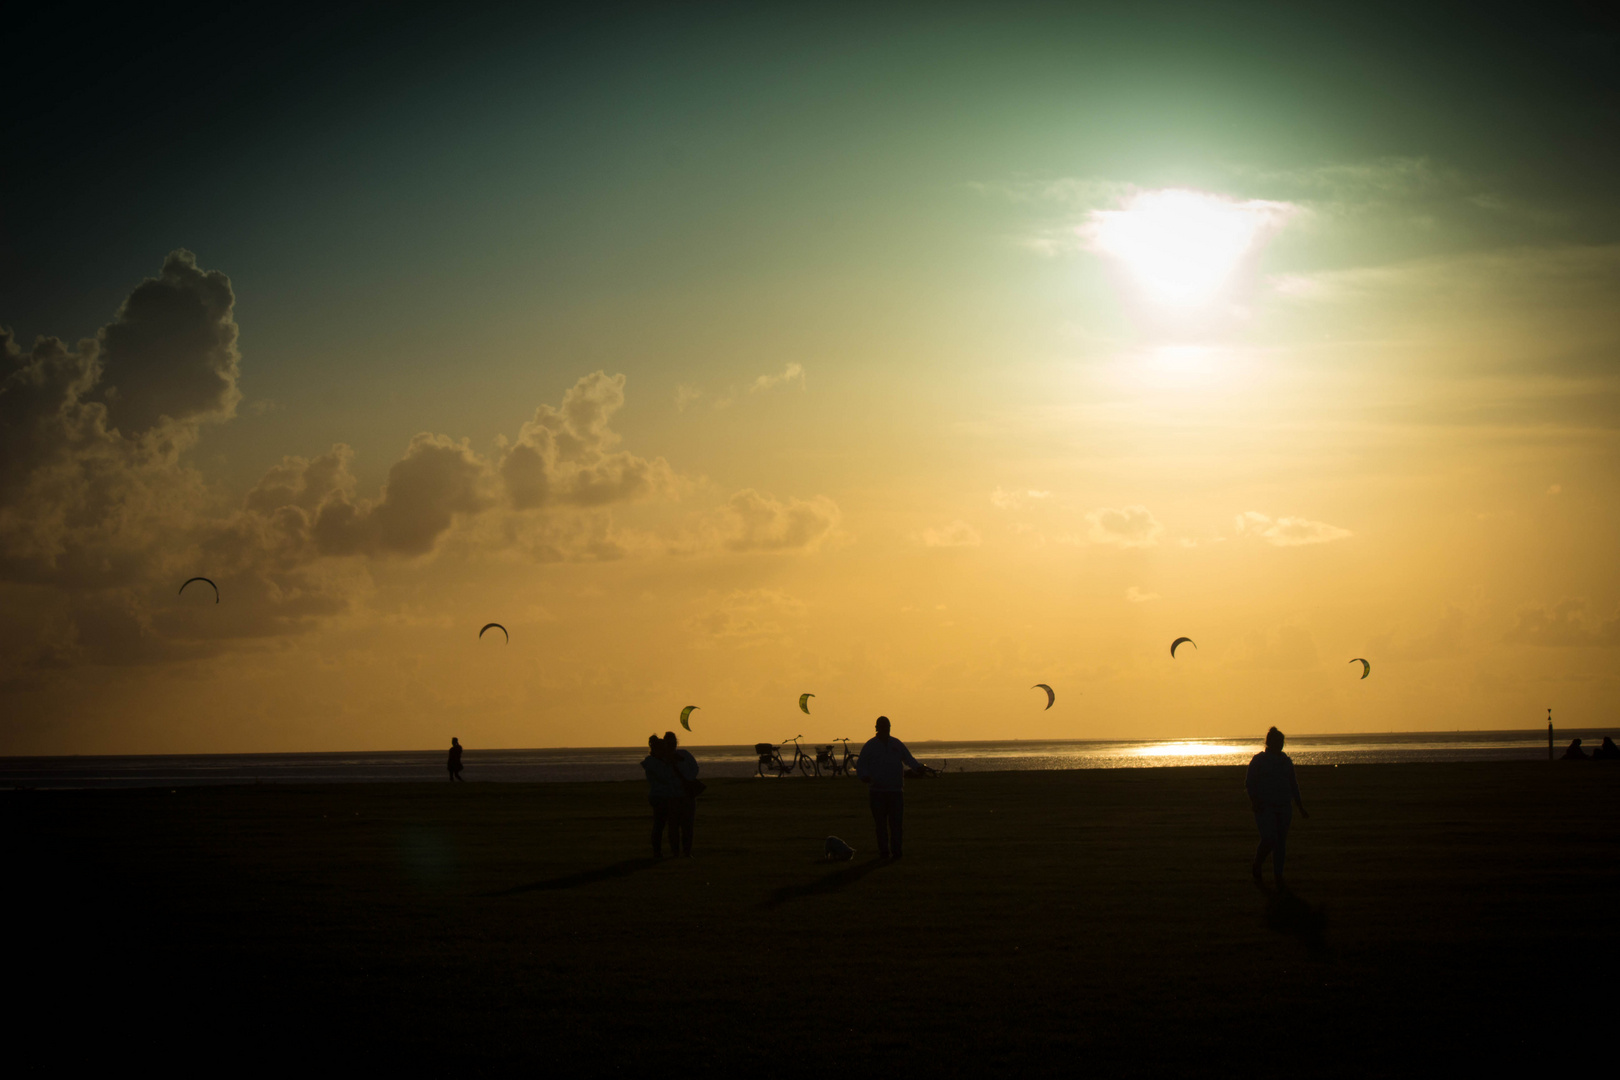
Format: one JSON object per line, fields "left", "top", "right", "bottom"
{"left": 2, "top": 728, "right": 1606, "bottom": 789}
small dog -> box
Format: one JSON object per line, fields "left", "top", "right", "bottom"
{"left": 824, "top": 835, "right": 856, "bottom": 861}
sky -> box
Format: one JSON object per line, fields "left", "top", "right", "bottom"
{"left": 4, "top": 2, "right": 1619, "bottom": 754}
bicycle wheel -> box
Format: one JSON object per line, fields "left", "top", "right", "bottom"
{"left": 799, "top": 756, "right": 819, "bottom": 777}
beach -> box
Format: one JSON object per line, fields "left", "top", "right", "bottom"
{"left": 12, "top": 760, "right": 1618, "bottom": 1074}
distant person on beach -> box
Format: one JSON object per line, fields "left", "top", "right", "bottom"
{"left": 640, "top": 735, "right": 683, "bottom": 857}
{"left": 447, "top": 737, "right": 464, "bottom": 782}
{"left": 1595, "top": 737, "right": 1620, "bottom": 760}
{"left": 856, "top": 715, "right": 922, "bottom": 860}
{"left": 1246, "top": 727, "right": 1309, "bottom": 887}
{"left": 663, "top": 731, "right": 699, "bottom": 857}
{"left": 1562, "top": 738, "right": 1588, "bottom": 760}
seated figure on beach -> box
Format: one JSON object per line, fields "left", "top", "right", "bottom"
{"left": 1562, "top": 738, "right": 1588, "bottom": 760}
{"left": 1595, "top": 737, "right": 1620, "bottom": 760}
{"left": 1245, "top": 727, "right": 1309, "bottom": 887}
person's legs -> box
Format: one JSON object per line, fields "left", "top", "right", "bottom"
{"left": 1273, "top": 804, "right": 1293, "bottom": 882}
{"left": 888, "top": 793, "right": 905, "bottom": 858}
{"left": 869, "top": 791, "right": 891, "bottom": 858}
{"left": 676, "top": 796, "right": 695, "bottom": 855}
{"left": 1253, "top": 808, "right": 1278, "bottom": 877}
{"left": 651, "top": 797, "right": 672, "bottom": 856}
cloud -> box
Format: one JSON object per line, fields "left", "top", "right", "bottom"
{"left": 918, "top": 520, "right": 982, "bottom": 548}
{"left": 749, "top": 362, "right": 804, "bottom": 394}
{"left": 0, "top": 254, "right": 825, "bottom": 682}
{"left": 1231, "top": 624, "right": 1321, "bottom": 670}
{"left": 1125, "top": 586, "right": 1159, "bottom": 603}
{"left": 722, "top": 490, "right": 841, "bottom": 552}
{"left": 674, "top": 384, "right": 702, "bottom": 412}
{"left": 1503, "top": 599, "right": 1620, "bottom": 648}
{"left": 498, "top": 372, "right": 675, "bottom": 511}
{"left": 687, "top": 589, "right": 806, "bottom": 646}
{"left": 990, "top": 487, "right": 1051, "bottom": 510}
{"left": 1234, "top": 512, "right": 1352, "bottom": 547}
{"left": 1085, "top": 505, "right": 1162, "bottom": 548}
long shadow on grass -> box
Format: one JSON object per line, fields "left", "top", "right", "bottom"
{"left": 485, "top": 857, "right": 660, "bottom": 896}
{"left": 759, "top": 859, "right": 886, "bottom": 908}
{"left": 1256, "top": 880, "right": 1329, "bottom": 957}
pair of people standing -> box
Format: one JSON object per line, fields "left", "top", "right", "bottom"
{"left": 640, "top": 731, "right": 699, "bottom": 857}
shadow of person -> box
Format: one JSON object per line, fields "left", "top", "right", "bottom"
{"left": 1253, "top": 877, "right": 1329, "bottom": 957}
{"left": 484, "top": 857, "right": 660, "bottom": 896}
{"left": 760, "top": 858, "right": 887, "bottom": 908}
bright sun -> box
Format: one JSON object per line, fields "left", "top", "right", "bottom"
{"left": 1085, "top": 189, "right": 1295, "bottom": 308}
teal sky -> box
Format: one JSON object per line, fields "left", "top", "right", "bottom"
{"left": 5, "top": 3, "right": 1619, "bottom": 752}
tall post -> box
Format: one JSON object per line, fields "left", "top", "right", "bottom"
{"left": 1548, "top": 708, "right": 1553, "bottom": 761}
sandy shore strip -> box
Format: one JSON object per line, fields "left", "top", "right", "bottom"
{"left": 12, "top": 761, "right": 1617, "bottom": 1073}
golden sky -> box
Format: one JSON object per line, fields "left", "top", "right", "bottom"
{"left": 4, "top": 7, "right": 1618, "bottom": 753}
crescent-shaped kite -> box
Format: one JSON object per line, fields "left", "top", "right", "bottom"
{"left": 179, "top": 576, "right": 219, "bottom": 603}
{"left": 799, "top": 693, "right": 814, "bottom": 714}
{"left": 1170, "top": 637, "right": 1196, "bottom": 658}
{"left": 680, "top": 705, "right": 699, "bottom": 731}
{"left": 1032, "top": 683, "right": 1055, "bottom": 710}
{"left": 478, "top": 622, "right": 509, "bottom": 643}
{"left": 1350, "top": 658, "right": 1370, "bottom": 679}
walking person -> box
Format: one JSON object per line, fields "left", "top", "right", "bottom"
{"left": 447, "top": 737, "right": 464, "bottom": 782}
{"left": 640, "top": 735, "right": 683, "bottom": 857}
{"left": 663, "top": 731, "right": 699, "bottom": 857}
{"left": 1246, "top": 726, "right": 1309, "bottom": 887}
{"left": 856, "top": 715, "right": 922, "bottom": 860}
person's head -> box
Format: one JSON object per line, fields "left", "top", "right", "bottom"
{"left": 663, "top": 731, "right": 679, "bottom": 752}
{"left": 875, "top": 715, "right": 891, "bottom": 739}
{"left": 648, "top": 735, "right": 661, "bottom": 752}
{"left": 451, "top": 737, "right": 460, "bottom": 747}
{"left": 1265, "top": 727, "right": 1284, "bottom": 752}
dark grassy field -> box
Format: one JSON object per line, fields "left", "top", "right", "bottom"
{"left": 9, "top": 762, "right": 1618, "bottom": 1075}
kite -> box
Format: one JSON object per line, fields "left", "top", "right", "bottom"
{"left": 1170, "top": 637, "right": 1196, "bottom": 658}
{"left": 799, "top": 693, "right": 814, "bottom": 714}
{"left": 680, "top": 705, "right": 699, "bottom": 731}
{"left": 179, "top": 577, "right": 219, "bottom": 603}
{"left": 479, "top": 623, "right": 509, "bottom": 643}
{"left": 1350, "top": 658, "right": 1370, "bottom": 679}
{"left": 1032, "top": 683, "right": 1055, "bottom": 710}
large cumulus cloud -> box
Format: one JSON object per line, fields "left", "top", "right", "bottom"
{"left": 1, "top": 253, "right": 838, "bottom": 682}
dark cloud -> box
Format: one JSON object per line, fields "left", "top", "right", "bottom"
{"left": 723, "top": 489, "right": 840, "bottom": 552}
{"left": 1503, "top": 599, "right": 1620, "bottom": 648}
{"left": 498, "top": 371, "right": 674, "bottom": 510}
{"left": 1, "top": 259, "right": 831, "bottom": 681}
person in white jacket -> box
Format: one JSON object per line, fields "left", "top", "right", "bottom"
{"left": 855, "top": 716, "right": 921, "bottom": 860}
{"left": 662, "top": 731, "right": 700, "bottom": 857}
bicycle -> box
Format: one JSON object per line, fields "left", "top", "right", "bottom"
{"left": 783, "top": 735, "right": 820, "bottom": 776}
{"left": 822, "top": 737, "right": 858, "bottom": 777}
{"left": 754, "top": 736, "right": 819, "bottom": 777}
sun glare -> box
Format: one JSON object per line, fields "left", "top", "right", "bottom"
{"left": 1086, "top": 189, "right": 1295, "bottom": 308}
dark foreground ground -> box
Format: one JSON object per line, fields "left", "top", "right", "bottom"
{"left": 9, "top": 762, "right": 1618, "bottom": 1075}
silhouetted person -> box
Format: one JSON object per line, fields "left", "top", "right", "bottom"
{"left": 856, "top": 715, "right": 921, "bottom": 860}
{"left": 664, "top": 731, "right": 699, "bottom": 857}
{"left": 447, "top": 737, "right": 464, "bottom": 782}
{"left": 640, "top": 735, "right": 683, "bottom": 857}
{"left": 1562, "top": 737, "right": 1588, "bottom": 760}
{"left": 1246, "top": 726, "right": 1309, "bottom": 887}
{"left": 1595, "top": 737, "right": 1620, "bottom": 760}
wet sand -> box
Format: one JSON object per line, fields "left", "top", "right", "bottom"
{"left": 11, "top": 762, "right": 1618, "bottom": 1074}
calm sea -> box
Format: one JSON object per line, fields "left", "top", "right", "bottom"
{"left": 1, "top": 729, "right": 1608, "bottom": 789}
